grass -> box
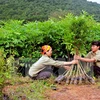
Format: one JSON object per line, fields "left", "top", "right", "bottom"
{"left": 2, "top": 75, "right": 56, "bottom": 100}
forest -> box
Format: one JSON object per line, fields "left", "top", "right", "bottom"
{"left": 0, "top": 0, "right": 100, "bottom": 21}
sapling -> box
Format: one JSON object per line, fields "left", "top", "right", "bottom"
{"left": 79, "top": 61, "right": 95, "bottom": 84}
{"left": 55, "top": 13, "right": 96, "bottom": 85}
{"left": 70, "top": 65, "right": 77, "bottom": 84}
{"left": 65, "top": 65, "right": 74, "bottom": 84}
{"left": 74, "top": 64, "right": 80, "bottom": 84}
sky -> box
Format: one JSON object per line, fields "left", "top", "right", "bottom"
{"left": 87, "top": 0, "right": 100, "bottom": 4}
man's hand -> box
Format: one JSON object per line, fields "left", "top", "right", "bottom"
{"left": 71, "top": 59, "right": 78, "bottom": 64}
{"left": 74, "top": 55, "right": 81, "bottom": 60}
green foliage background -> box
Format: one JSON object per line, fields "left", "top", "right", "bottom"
{"left": 0, "top": 12, "right": 100, "bottom": 59}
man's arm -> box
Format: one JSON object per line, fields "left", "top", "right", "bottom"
{"left": 74, "top": 55, "right": 95, "bottom": 62}
{"left": 44, "top": 57, "right": 78, "bottom": 67}
{"left": 63, "top": 60, "right": 78, "bottom": 65}
{"left": 79, "top": 57, "right": 95, "bottom": 62}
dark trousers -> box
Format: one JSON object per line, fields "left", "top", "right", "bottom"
{"left": 93, "top": 66, "right": 100, "bottom": 78}
{"left": 29, "top": 71, "right": 52, "bottom": 80}
{"left": 36, "top": 71, "right": 52, "bottom": 80}
{"left": 29, "top": 67, "right": 53, "bottom": 80}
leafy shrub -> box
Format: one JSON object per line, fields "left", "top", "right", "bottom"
{"left": 0, "top": 12, "right": 100, "bottom": 59}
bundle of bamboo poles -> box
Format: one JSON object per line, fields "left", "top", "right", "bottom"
{"left": 54, "top": 61, "right": 95, "bottom": 85}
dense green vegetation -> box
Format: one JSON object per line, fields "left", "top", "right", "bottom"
{"left": 0, "top": 12, "right": 100, "bottom": 60}
{"left": 0, "top": 0, "right": 100, "bottom": 21}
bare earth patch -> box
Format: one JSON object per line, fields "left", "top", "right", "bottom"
{"left": 46, "top": 84, "right": 100, "bottom": 100}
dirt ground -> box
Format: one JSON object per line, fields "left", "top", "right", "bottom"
{"left": 2, "top": 77, "right": 100, "bottom": 100}
{"left": 46, "top": 84, "right": 100, "bottom": 100}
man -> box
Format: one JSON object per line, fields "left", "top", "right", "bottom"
{"left": 74, "top": 41, "right": 100, "bottom": 78}
{"left": 28, "top": 45, "right": 78, "bottom": 80}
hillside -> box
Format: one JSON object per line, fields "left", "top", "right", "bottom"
{"left": 0, "top": 0, "right": 100, "bottom": 21}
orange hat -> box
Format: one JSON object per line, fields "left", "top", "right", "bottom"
{"left": 41, "top": 45, "right": 51, "bottom": 55}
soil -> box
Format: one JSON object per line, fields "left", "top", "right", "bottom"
{"left": 46, "top": 84, "right": 100, "bottom": 100}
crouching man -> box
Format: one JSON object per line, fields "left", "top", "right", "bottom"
{"left": 28, "top": 45, "right": 78, "bottom": 80}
